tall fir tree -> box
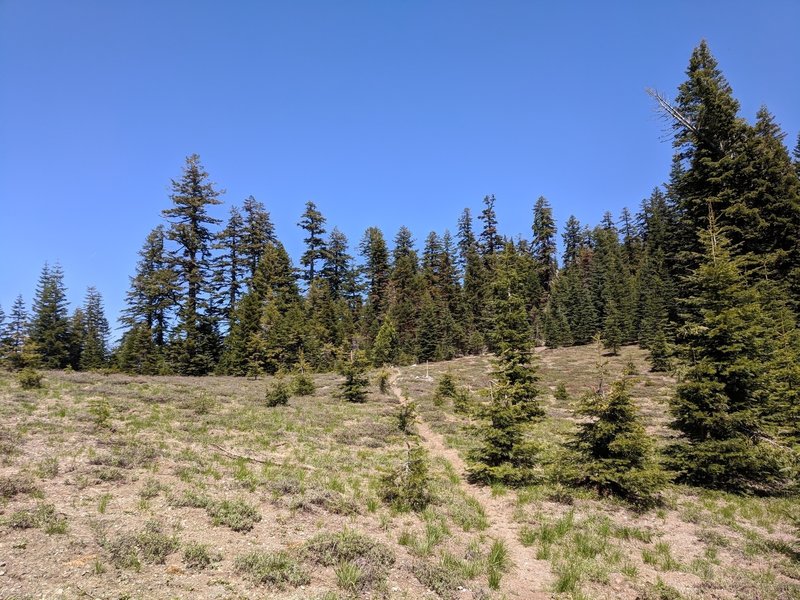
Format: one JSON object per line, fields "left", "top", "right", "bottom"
{"left": 214, "top": 205, "right": 247, "bottom": 326}
{"left": 80, "top": 286, "right": 110, "bottom": 370}
{"left": 122, "top": 225, "right": 179, "bottom": 348}
{"left": 668, "top": 212, "right": 791, "bottom": 492}
{"left": 161, "top": 154, "right": 223, "bottom": 375}
{"left": 298, "top": 200, "right": 327, "bottom": 285}
{"left": 30, "top": 263, "right": 70, "bottom": 369}
{"left": 478, "top": 194, "right": 503, "bottom": 256}
{"left": 532, "top": 196, "right": 557, "bottom": 292}
{"left": 241, "top": 195, "right": 276, "bottom": 280}
{"left": 5, "top": 295, "right": 28, "bottom": 368}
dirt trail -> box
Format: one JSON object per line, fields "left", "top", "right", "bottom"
{"left": 389, "top": 370, "right": 552, "bottom": 599}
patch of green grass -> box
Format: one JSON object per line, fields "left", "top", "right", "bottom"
{"left": 35, "top": 456, "right": 59, "bottom": 479}
{"left": 207, "top": 498, "right": 261, "bottom": 532}
{"left": 304, "top": 528, "right": 395, "bottom": 590}
{"left": 642, "top": 541, "right": 682, "bottom": 572}
{"left": 7, "top": 503, "right": 68, "bottom": 534}
{"left": 98, "top": 493, "right": 112, "bottom": 514}
{"left": 334, "top": 560, "right": 362, "bottom": 592}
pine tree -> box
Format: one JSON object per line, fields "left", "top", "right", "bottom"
{"left": 298, "top": 200, "right": 327, "bottom": 285}
{"left": 320, "top": 227, "right": 352, "bottom": 299}
{"left": 214, "top": 205, "right": 247, "bottom": 325}
{"left": 5, "top": 295, "right": 28, "bottom": 369}
{"left": 571, "top": 367, "right": 668, "bottom": 505}
{"left": 668, "top": 213, "right": 791, "bottom": 492}
{"left": 162, "top": 154, "right": 223, "bottom": 375}
{"left": 359, "top": 227, "right": 390, "bottom": 339}
{"left": 388, "top": 226, "right": 422, "bottom": 361}
{"left": 80, "top": 286, "right": 110, "bottom": 370}
{"left": 338, "top": 350, "right": 369, "bottom": 403}
{"left": 478, "top": 194, "right": 502, "bottom": 256}
{"left": 561, "top": 215, "right": 583, "bottom": 268}
{"left": 532, "top": 196, "right": 557, "bottom": 291}
{"left": 372, "top": 316, "right": 399, "bottom": 367}
{"left": 116, "top": 323, "right": 162, "bottom": 375}
{"left": 241, "top": 195, "right": 276, "bottom": 280}
{"left": 122, "top": 225, "right": 179, "bottom": 348}
{"left": 29, "top": 263, "right": 70, "bottom": 369}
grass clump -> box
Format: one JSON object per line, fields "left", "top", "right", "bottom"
{"left": 105, "top": 521, "right": 178, "bottom": 569}
{"left": 36, "top": 456, "right": 59, "bottom": 479}
{"left": 7, "top": 503, "right": 67, "bottom": 533}
{"left": 305, "top": 528, "right": 395, "bottom": 590}
{"left": 412, "top": 559, "right": 465, "bottom": 600}
{"left": 235, "top": 550, "right": 310, "bottom": 588}
{"left": 0, "top": 475, "right": 38, "bottom": 500}
{"left": 183, "top": 541, "right": 220, "bottom": 570}
{"left": 207, "top": 498, "right": 261, "bottom": 532}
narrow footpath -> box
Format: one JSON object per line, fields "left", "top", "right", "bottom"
{"left": 389, "top": 370, "right": 552, "bottom": 599}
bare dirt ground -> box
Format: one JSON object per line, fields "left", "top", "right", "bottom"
{"left": 0, "top": 345, "right": 798, "bottom": 600}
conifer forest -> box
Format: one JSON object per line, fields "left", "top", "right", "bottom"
{"left": 1, "top": 41, "right": 799, "bottom": 600}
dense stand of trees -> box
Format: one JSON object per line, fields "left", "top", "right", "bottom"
{"left": 1, "top": 41, "right": 798, "bottom": 495}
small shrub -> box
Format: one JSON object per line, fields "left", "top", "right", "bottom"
{"left": 235, "top": 550, "right": 310, "bottom": 588}
{"left": 291, "top": 372, "right": 315, "bottom": 396}
{"left": 265, "top": 379, "right": 290, "bottom": 407}
{"left": 452, "top": 387, "right": 472, "bottom": 414}
{"left": 139, "top": 478, "right": 163, "bottom": 499}
{"left": 136, "top": 521, "right": 180, "bottom": 564}
{"left": 0, "top": 475, "right": 38, "bottom": 499}
{"left": 183, "top": 541, "right": 219, "bottom": 570}
{"left": 208, "top": 498, "right": 261, "bottom": 532}
{"left": 412, "top": 559, "right": 464, "bottom": 600}
{"left": 98, "top": 493, "right": 112, "bottom": 514}
{"left": 18, "top": 368, "right": 43, "bottom": 390}
{"left": 36, "top": 456, "right": 60, "bottom": 479}
{"left": 8, "top": 503, "right": 68, "bottom": 534}
{"left": 338, "top": 353, "right": 370, "bottom": 403}
{"left": 88, "top": 397, "right": 112, "bottom": 428}
{"left": 304, "top": 528, "right": 394, "bottom": 589}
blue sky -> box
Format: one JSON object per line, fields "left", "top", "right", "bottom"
{"left": 1, "top": 1, "right": 798, "bottom": 335}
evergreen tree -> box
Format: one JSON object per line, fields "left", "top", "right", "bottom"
{"left": 241, "top": 195, "right": 276, "bottom": 280}
{"left": 478, "top": 194, "right": 503, "bottom": 256}
{"left": 458, "top": 208, "right": 489, "bottom": 352}
{"left": 122, "top": 225, "right": 179, "bottom": 348}
{"left": 30, "top": 263, "right": 70, "bottom": 369}
{"left": 561, "top": 215, "right": 583, "bottom": 268}
{"left": 214, "top": 205, "right": 247, "bottom": 325}
{"left": 571, "top": 371, "right": 668, "bottom": 505}
{"left": 532, "top": 196, "right": 557, "bottom": 291}
{"left": 359, "top": 227, "right": 390, "bottom": 338}
{"left": 5, "top": 295, "right": 28, "bottom": 369}
{"left": 338, "top": 350, "right": 369, "bottom": 403}
{"left": 320, "top": 227, "right": 352, "bottom": 299}
{"left": 80, "top": 286, "right": 110, "bottom": 370}
{"left": 117, "top": 323, "right": 162, "bottom": 375}
{"left": 67, "top": 307, "right": 85, "bottom": 370}
{"left": 668, "top": 214, "right": 791, "bottom": 492}
{"left": 162, "top": 154, "right": 223, "bottom": 375}
{"left": 372, "top": 316, "right": 399, "bottom": 367}
{"left": 298, "top": 200, "right": 327, "bottom": 285}
{"left": 388, "top": 226, "right": 422, "bottom": 361}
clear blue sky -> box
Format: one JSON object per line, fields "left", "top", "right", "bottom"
{"left": 1, "top": 0, "right": 798, "bottom": 336}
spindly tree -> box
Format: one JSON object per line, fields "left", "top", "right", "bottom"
{"left": 214, "top": 205, "right": 247, "bottom": 325}
{"left": 532, "top": 196, "right": 557, "bottom": 292}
